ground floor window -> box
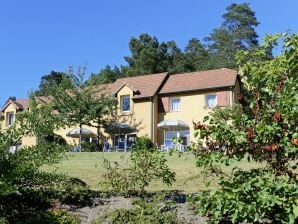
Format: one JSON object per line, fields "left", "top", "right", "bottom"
{"left": 164, "top": 130, "right": 189, "bottom": 148}
{"left": 114, "top": 133, "right": 136, "bottom": 150}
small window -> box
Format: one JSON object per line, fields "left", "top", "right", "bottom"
{"left": 171, "top": 98, "right": 180, "bottom": 112}
{"left": 205, "top": 95, "right": 217, "bottom": 108}
{"left": 6, "top": 112, "right": 15, "bottom": 127}
{"left": 121, "top": 95, "right": 130, "bottom": 112}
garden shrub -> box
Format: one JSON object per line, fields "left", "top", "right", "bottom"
{"left": 94, "top": 194, "right": 183, "bottom": 224}
{"left": 191, "top": 34, "right": 298, "bottom": 223}
{"left": 190, "top": 169, "right": 298, "bottom": 223}
{"left": 101, "top": 136, "right": 176, "bottom": 196}
{"left": 81, "top": 141, "right": 99, "bottom": 152}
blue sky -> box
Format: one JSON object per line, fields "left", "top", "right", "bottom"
{"left": 0, "top": 0, "right": 297, "bottom": 104}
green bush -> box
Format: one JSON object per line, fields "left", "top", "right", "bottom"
{"left": 94, "top": 194, "right": 183, "bottom": 224}
{"left": 191, "top": 34, "right": 298, "bottom": 223}
{"left": 81, "top": 141, "right": 99, "bottom": 152}
{"left": 190, "top": 169, "right": 298, "bottom": 223}
{"left": 101, "top": 136, "right": 176, "bottom": 196}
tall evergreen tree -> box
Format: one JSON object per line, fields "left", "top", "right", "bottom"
{"left": 86, "top": 65, "right": 124, "bottom": 85}
{"left": 184, "top": 38, "right": 210, "bottom": 71}
{"left": 123, "top": 33, "right": 162, "bottom": 76}
{"left": 205, "top": 3, "right": 259, "bottom": 68}
{"left": 35, "top": 71, "right": 70, "bottom": 96}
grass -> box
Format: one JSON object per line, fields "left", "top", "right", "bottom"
{"left": 42, "top": 152, "right": 262, "bottom": 193}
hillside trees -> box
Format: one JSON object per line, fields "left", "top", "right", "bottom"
{"left": 191, "top": 34, "right": 298, "bottom": 223}
{"left": 83, "top": 3, "right": 260, "bottom": 84}
{"left": 86, "top": 65, "right": 124, "bottom": 85}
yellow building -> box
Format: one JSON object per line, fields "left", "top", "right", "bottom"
{"left": 1, "top": 68, "right": 240, "bottom": 151}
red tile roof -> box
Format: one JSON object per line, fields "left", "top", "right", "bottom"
{"left": 106, "top": 72, "right": 168, "bottom": 99}
{"left": 159, "top": 68, "right": 237, "bottom": 94}
{"left": 1, "top": 96, "right": 53, "bottom": 112}
{"left": 1, "top": 98, "right": 30, "bottom": 112}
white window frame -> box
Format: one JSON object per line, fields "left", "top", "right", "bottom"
{"left": 205, "top": 94, "right": 217, "bottom": 108}
{"left": 6, "top": 112, "right": 15, "bottom": 127}
{"left": 121, "top": 95, "right": 131, "bottom": 113}
{"left": 170, "top": 97, "right": 181, "bottom": 112}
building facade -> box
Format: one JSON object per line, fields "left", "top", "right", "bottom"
{"left": 1, "top": 68, "right": 240, "bottom": 150}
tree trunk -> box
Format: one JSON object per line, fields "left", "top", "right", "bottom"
{"left": 97, "top": 126, "right": 101, "bottom": 151}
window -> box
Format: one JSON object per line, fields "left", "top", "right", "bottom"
{"left": 6, "top": 112, "right": 15, "bottom": 127}
{"left": 205, "top": 95, "right": 217, "bottom": 108}
{"left": 121, "top": 95, "right": 130, "bottom": 112}
{"left": 165, "top": 130, "right": 189, "bottom": 148}
{"left": 170, "top": 98, "right": 180, "bottom": 112}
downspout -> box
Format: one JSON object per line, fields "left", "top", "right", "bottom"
{"left": 150, "top": 96, "right": 154, "bottom": 143}
{"left": 230, "top": 86, "right": 234, "bottom": 105}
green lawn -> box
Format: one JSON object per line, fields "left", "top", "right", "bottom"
{"left": 42, "top": 152, "right": 262, "bottom": 193}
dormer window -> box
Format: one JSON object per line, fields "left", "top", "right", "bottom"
{"left": 6, "top": 112, "right": 15, "bottom": 127}
{"left": 121, "top": 95, "right": 130, "bottom": 113}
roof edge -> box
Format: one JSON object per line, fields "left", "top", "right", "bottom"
{"left": 158, "top": 85, "right": 235, "bottom": 96}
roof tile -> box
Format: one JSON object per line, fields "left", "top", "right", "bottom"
{"left": 159, "top": 68, "right": 237, "bottom": 94}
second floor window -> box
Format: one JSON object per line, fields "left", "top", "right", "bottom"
{"left": 121, "top": 95, "right": 130, "bottom": 112}
{"left": 171, "top": 98, "right": 180, "bottom": 112}
{"left": 206, "top": 94, "right": 217, "bottom": 108}
{"left": 6, "top": 112, "right": 15, "bottom": 127}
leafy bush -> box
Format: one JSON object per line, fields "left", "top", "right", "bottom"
{"left": 27, "top": 210, "right": 79, "bottom": 224}
{"left": 190, "top": 169, "right": 298, "bottom": 223}
{"left": 191, "top": 34, "right": 298, "bottom": 223}
{"left": 94, "top": 194, "right": 183, "bottom": 224}
{"left": 81, "top": 141, "right": 99, "bottom": 152}
{"left": 101, "top": 136, "right": 175, "bottom": 195}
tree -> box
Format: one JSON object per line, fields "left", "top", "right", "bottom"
{"left": 184, "top": 38, "right": 210, "bottom": 71}
{"left": 191, "top": 34, "right": 298, "bottom": 223}
{"left": 164, "top": 40, "right": 187, "bottom": 74}
{"left": 48, "top": 66, "right": 117, "bottom": 150}
{"left": 122, "top": 33, "right": 174, "bottom": 76}
{"left": 0, "top": 95, "right": 68, "bottom": 222}
{"left": 86, "top": 65, "right": 124, "bottom": 85}
{"left": 35, "top": 71, "right": 70, "bottom": 96}
{"left": 205, "top": 3, "right": 259, "bottom": 68}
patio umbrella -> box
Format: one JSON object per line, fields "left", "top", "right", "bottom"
{"left": 66, "top": 127, "right": 96, "bottom": 138}
{"left": 157, "top": 119, "right": 189, "bottom": 130}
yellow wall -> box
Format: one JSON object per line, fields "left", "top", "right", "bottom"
{"left": 157, "top": 89, "right": 234, "bottom": 145}
{"left": 117, "top": 85, "right": 152, "bottom": 139}
{"left": 1, "top": 103, "right": 37, "bottom": 147}
{"left": 1, "top": 103, "right": 17, "bottom": 130}
{"left": 133, "top": 99, "right": 152, "bottom": 138}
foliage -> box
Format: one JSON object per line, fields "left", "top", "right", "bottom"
{"left": 81, "top": 141, "right": 99, "bottom": 152}
{"left": 122, "top": 33, "right": 169, "bottom": 76}
{"left": 94, "top": 194, "right": 182, "bottom": 224}
{"left": 190, "top": 169, "right": 298, "bottom": 224}
{"left": 101, "top": 137, "right": 175, "bottom": 195}
{"left": 80, "top": 3, "right": 262, "bottom": 81}
{"left": 184, "top": 38, "right": 210, "bottom": 72}
{"left": 0, "top": 95, "right": 83, "bottom": 222}
{"left": 48, "top": 210, "right": 79, "bottom": 224}
{"left": 192, "top": 34, "right": 298, "bottom": 223}
{"left": 205, "top": 3, "right": 259, "bottom": 68}
{"left": 28, "top": 209, "right": 79, "bottom": 224}
{"left": 35, "top": 70, "right": 70, "bottom": 96}
{"left": 86, "top": 65, "right": 124, "bottom": 85}
{"left": 47, "top": 65, "right": 117, "bottom": 150}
